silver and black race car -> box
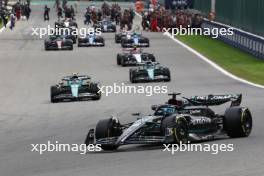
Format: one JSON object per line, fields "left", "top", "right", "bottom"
{"left": 121, "top": 33, "right": 149, "bottom": 48}
{"left": 54, "top": 19, "right": 78, "bottom": 43}
{"left": 115, "top": 30, "right": 128, "bottom": 43}
{"left": 84, "top": 93, "right": 252, "bottom": 151}
{"left": 94, "top": 20, "right": 116, "bottom": 33}
{"left": 117, "top": 48, "right": 155, "bottom": 66}
{"left": 129, "top": 62, "right": 170, "bottom": 83}
{"left": 50, "top": 74, "right": 101, "bottom": 103}
{"left": 44, "top": 35, "right": 73, "bottom": 51}
{"left": 78, "top": 34, "right": 105, "bottom": 47}
{"left": 55, "top": 18, "right": 78, "bottom": 29}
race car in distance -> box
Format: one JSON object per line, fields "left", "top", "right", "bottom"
{"left": 117, "top": 47, "right": 156, "bottom": 66}
{"left": 129, "top": 62, "right": 170, "bottom": 83}
{"left": 55, "top": 18, "right": 78, "bottom": 29}
{"left": 84, "top": 93, "right": 252, "bottom": 151}
{"left": 115, "top": 30, "right": 129, "bottom": 43}
{"left": 50, "top": 74, "right": 101, "bottom": 103}
{"left": 54, "top": 19, "right": 78, "bottom": 43}
{"left": 44, "top": 35, "right": 73, "bottom": 51}
{"left": 121, "top": 32, "right": 150, "bottom": 48}
{"left": 78, "top": 34, "right": 105, "bottom": 47}
{"left": 94, "top": 20, "right": 116, "bottom": 33}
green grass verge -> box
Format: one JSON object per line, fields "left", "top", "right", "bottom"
{"left": 177, "top": 35, "right": 264, "bottom": 85}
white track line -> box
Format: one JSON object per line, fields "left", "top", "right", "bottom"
{"left": 135, "top": 11, "right": 264, "bottom": 89}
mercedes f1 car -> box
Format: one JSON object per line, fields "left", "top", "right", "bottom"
{"left": 54, "top": 19, "right": 78, "bottom": 43}
{"left": 129, "top": 62, "right": 170, "bottom": 83}
{"left": 94, "top": 20, "right": 116, "bottom": 33}
{"left": 44, "top": 35, "right": 73, "bottom": 51}
{"left": 121, "top": 33, "right": 150, "bottom": 48}
{"left": 55, "top": 19, "right": 78, "bottom": 29}
{"left": 78, "top": 34, "right": 105, "bottom": 47}
{"left": 115, "top": 31, "right": 128, "bottom": 43}
{"left": 117, "top": 48, "right": 155, "bottom": 66}
{"left": 84, "top": 93, "right": 252, "bottom": 151}
{"left": 50, "top": 74, "right": 101, "bottom": 103}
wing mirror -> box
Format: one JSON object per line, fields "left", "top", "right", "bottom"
{"left": 151, "top": 105, "right": 158, "bottom": 111}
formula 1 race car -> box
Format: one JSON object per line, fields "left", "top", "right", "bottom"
{"left": 54, "top": 19, "right": 78, "bottom": 43}
{"left": 50, "top": 74, "right": 101, "bottom": 103}
{"left": 94, "top": 20, "right": 116, "bottom": 33}
{"left": 44, "top": 35, "right": 73, "bottom": 51}
{"left": 55, "top": 18, "right": 78, "bottom": 29}
{"left": 121, "top": 33, "right": 150, "bottom": 48}
{"left": 129, "top": 62, "right": 170, "bottom": 83}
{"left": 115, "top": 31, "right": 128, "bottom": 43}
{"left": 117, "top": 48, "right": 155, "bottom": 66}
{"left": 78, "top": 34, "right": 105, "bottom": 47}
{"left": 84, "top": 93, "right": 252, "bottom": 151}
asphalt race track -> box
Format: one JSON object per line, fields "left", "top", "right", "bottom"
{"left": 0, "top": 3, "right": 264, "bottom": 176}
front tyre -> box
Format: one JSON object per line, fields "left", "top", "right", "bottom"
{"left": 224, "top": 107, "right": 252, "bottom": 138}
{"left": 50, "top": 86, "right": 59, "bottom": 103}
{"left": 90, "top": 83, "right": 101, "bottom": 100}
{"left": 117, "top": 54, "right": 122, "bottom": 65}
{"left": 163, "top": 68, "right": 171, "bottom": 82}
{"left": 95, "top": 118, "right": 122, "bottom": 151}
{"left": 161, "top": 116, "right": 188, "bottom": 144}
{"left": 129, "top": 69, "right": 136, "bottom": 83}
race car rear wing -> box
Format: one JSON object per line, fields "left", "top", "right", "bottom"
{"left": 183, "top": 94, "right": 242, "bottom": 107}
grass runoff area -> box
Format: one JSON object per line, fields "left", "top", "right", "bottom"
{"left": 177, "top": 35, "right": 264, "bottom": 85}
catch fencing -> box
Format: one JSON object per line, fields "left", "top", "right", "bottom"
{"left": 202, "top": 20, "right": 264, "bottom": 59}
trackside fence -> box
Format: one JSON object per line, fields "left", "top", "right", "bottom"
{"left": 202, "top": 19, "right": 264, "bottom": 60}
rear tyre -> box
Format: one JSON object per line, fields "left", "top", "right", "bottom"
{"left": 95, "top": 118, "right": 122, "bottom": 151}
{"left": 224, "top": 107, "right": 252, "bottom": 138}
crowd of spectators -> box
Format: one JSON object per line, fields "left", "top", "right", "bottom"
{"left": 141, "top": 1, "right": 203, "bottom": 32}
{"left": 0, "top": 0, "right": 31, "bottom": 30}
{"left": 84, "top": 2, "right": 134, "bottom": 30}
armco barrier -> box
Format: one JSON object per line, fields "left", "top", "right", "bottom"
{"left": 202, "top": 20, "right": 264, "bottom": 60}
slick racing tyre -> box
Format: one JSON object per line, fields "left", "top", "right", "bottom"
{"left": 161, "top": 116, "right": 188, "bottom": 144}
{"left": 120, "top": 58, "right": 126, "bottom": 67}
{"left": 117, "top": 54, "right": 122, "bottom": 65}
{"left": 163, "top": 68, "right": 171, "bottom": 82}
{"left": 224, "top": 107, "right": 252, "bottom": 138}
{"left": 45, "top": 45, "right": 49, "bottom": 51}
{"left": 129, "top": 69, "right": 137, "bottom": 83}
{"left": 95, "top": 118, "right": 122, "bottom": 151}
{"left": 90, "top": 83, "right": 101, "bottom": 100}
{"left": 50, "top": 86, "right": 59, "bottom": 103}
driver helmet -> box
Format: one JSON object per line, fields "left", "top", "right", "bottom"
{"left": 72, "top": 73, "right": 78, "bottom": 79}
